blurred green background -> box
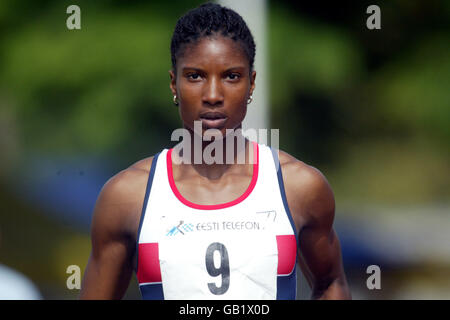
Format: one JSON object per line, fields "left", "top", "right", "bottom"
{"left": 0, "top": 0, "right": 449, "bottom": 299}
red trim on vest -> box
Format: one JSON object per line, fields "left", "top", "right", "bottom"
{"left": 137, "top": 243, "right": 162, "bottom": 283}
{"left": 276, "top": 235, "right": 297, "bottom": 275}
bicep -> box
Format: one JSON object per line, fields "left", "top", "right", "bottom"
{"left": 295, "top": 177, "right": 347, "bottom": 298}
{"left": 80, "top": 237, "right": 134, "bottom": 299}
{"left": 281, "top": 156, "right": 350, "bottom": 298}
{"left": 285, "top": 164, "right": 344, "bottom": 290}
{"left": 79, "top": 186, "right": 135, "bottom": 299}
{"left": 298, "top": 225, "right": 344, "bottom": 289}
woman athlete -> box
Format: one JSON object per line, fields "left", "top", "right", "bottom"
{"left": 80, "top": 2, "right": 351, "bottom": 300}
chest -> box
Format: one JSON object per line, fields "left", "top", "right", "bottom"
{"left": 173, "top": 172, "right": 253, "bottom": 206}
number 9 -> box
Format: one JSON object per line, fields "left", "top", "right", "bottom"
{"left": 205, "top": 242, "right": 230, "bottom": 295}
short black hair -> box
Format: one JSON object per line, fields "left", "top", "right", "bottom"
{"left": 170, "top": 2, "right": 256, "bottom": 74}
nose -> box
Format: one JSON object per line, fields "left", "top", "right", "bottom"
{"left": 202, "top": 76, "right": 224, "bottom": 106}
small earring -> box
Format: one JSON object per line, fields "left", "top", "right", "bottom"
{"left": 247, "top": 95, "right": 253, "bottom": 104}
{"left": 173, "top": 95, "right": 179, "bottom": 106}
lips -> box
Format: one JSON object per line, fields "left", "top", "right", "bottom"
{"left": 199, "top": 111, "right": 228, "bottom": 129}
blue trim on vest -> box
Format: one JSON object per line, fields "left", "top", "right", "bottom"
{"left": 140, "top": 283, "right": 164, "bottom": 300}
{"left": 277, "top": 272, "right": 297, "bottom": 300}
{"left": 270, "top": 147, "right": 299, "bottom": 300}
{"left": 135, "top": 151, "right": 161, "bottom": 276}
{"left": 269, "top": 147, "right": 299, "bottom": 246}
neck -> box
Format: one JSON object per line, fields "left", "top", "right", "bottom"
{"left": 172, "top": 127, "right": 254, "bottom": 180}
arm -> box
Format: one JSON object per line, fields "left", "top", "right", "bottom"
{"left": 79, "top": 164, "right": 149, "bottom": 299}
{"left": 282, "top": 155, "right": 351, "bottom": 300}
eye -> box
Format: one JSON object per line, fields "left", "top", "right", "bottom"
{"left": 187, "top": 73, "right": 202, "bottom": 81}
{"left": 226, "top": 73, "right": 241, "bottom": 81}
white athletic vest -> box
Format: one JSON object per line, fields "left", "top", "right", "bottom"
{"left": 136, "top": 142, "right": 298, "bottom": 300}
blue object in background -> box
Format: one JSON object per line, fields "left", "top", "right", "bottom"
{"left": 12, "top": 156, "right": 116, "bottom": 232}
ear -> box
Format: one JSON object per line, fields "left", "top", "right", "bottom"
{"left": 169, "top": 69, "right": 177, "bottom": 97}
{"left": 249, "top": 70, "right": 256, "bottom": 96}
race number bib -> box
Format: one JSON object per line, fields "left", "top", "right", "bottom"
{"left": 159, "top": 230, "right": 278, "bottom": 300}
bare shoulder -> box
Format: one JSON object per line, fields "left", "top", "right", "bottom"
{"left": 97, "top": 157, "right": 154, "bottom": 207}
{"left": 92, "top": 156, "right": 155, "bottom": 237}
{"left": 278, "top": 150, "right": 335, "bottom": 229}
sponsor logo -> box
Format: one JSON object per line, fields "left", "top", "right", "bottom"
{"left": 165, "top": 211, "right": 277, "bottom": 236}
{"left": 166, "top": 220, "right": 195, "bottom": 236}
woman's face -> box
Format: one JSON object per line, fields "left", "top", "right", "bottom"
{"left": 170, "top": 35, "right": 256, "bottom": 138}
